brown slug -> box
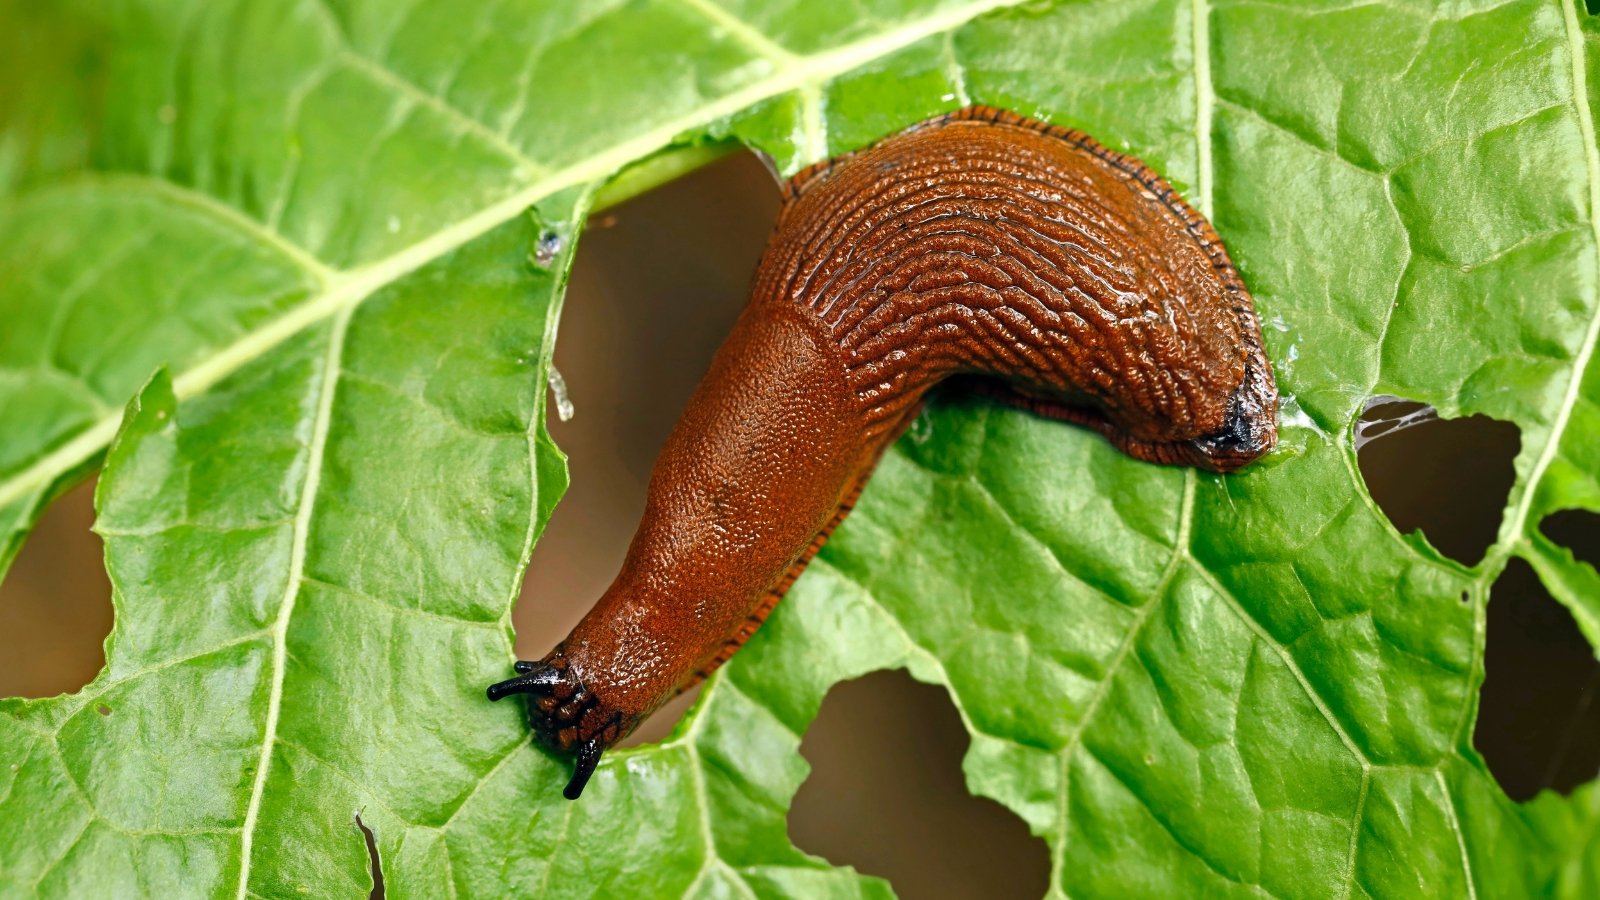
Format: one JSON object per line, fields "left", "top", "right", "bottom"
{"left": 488, "top": 106, "right": 1277, "bottom": 799}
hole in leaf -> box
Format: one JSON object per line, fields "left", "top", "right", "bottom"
{"left": 1475, "top": 558, "right": 1600, "bottom": 801}
{"left": 0, "top": 479, "right": 112, "bottom": 698}
{"left": 1354, "top": 397, "right": 1519, "bottom": 565}
{"left": 1540, "top": 508, "right": 1600, "bottom": 571}
{"left": 514, "top": 150, "right": 780, "bottom": 745}
{"left": 356, "top": 812, "right": 384, "bottom": 899}
{"left": 790, "top": 671, "right": 1050, "bottom": 899}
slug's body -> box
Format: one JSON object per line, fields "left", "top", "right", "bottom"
{"left": 490, "top": 107, "right": 1277, "bottom": 798}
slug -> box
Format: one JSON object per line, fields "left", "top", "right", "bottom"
{"left": 489, "top": 106, "right": 1277, "bottom": 799}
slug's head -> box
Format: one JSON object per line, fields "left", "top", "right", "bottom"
{"left": 1087, "top": 358, "right": 1277, "bottom": 474}
{"left": 1031, "top": 332, "right": 1278, "bottom": 474}
{"left": 1076, "top": 254, "right": 1280, "bottom": 474}
{"left": 1166, "top": 354, "right": 1278, "bottom": 473}
{"left": 486, "top": 650, "right": 630, "bottom": 800}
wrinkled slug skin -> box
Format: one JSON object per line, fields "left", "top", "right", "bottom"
{"left": 488, "top": 107, "right": 1278, "bottom": 799}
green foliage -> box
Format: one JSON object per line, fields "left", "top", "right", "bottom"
{"left": 2, "top": 0, "right": 1598, "bottom": 896}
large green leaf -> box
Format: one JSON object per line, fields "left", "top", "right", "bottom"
{"left": 2, "top": 0, "right": 1599, "bottom": 896}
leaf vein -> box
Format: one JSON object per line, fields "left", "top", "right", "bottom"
{"left": 1053, "top": 470, "right": 1194, "bottom": 893}
{"left": 234, "top": 304, "right": 354, "bottom": 899}
{"left": 1499, "top": 0, "right": 1600, "bottom": 553}
{"left": 0, "top": 0, "right": 1031, "bottom": 530}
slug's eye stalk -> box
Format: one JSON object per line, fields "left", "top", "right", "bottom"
{"left": 485, "top": 662, "right": 562, "bottom": 700}
{"left": 566, "top": 740, "right": 603, "bottom": 800}
{"left": 487, "top": 652, "right": 626, "bottom": 800}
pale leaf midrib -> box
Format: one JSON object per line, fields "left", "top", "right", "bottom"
{"left": 1499, "top": 0, "right": 1600, "bottom": 553}
{"left": 233, "top": 303, "right": 354, "bottom": 899}
{"left": 0, "top": 0, "right": 1029, "bottom": 515}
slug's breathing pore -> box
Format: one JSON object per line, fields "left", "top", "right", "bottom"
{"left": 488, "top": 106, "right": 1278, "bottom": 800}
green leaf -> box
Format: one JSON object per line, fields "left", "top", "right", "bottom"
{"left": 2, "top": 0, "right": 1599, "bottom": 897}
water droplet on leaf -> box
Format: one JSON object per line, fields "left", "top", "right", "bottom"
{"left": 531, "top": 231, "right": 564, "bottom": 268}
{"left": 548, "top": 367, "right": 575, "bottom": 422}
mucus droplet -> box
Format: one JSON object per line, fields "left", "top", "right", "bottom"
{"left": 548, "top": 367, "right": 575, "bottom": 422}
{"left": 537, "top": 232, "right": 566, "bottom": 267}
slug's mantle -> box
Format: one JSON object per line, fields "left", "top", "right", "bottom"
{"left": 489, "top": 106, "right": 1278, "bottom": 799}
